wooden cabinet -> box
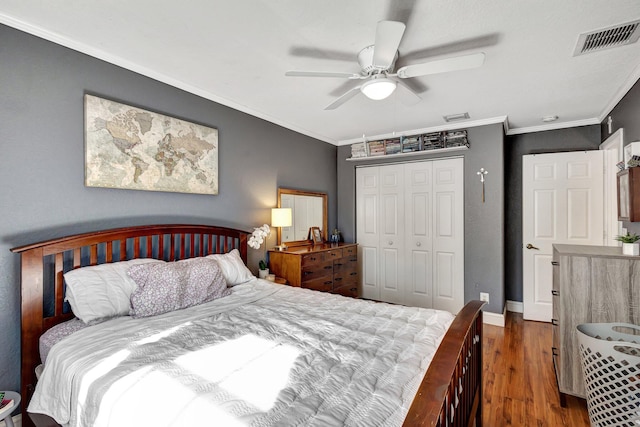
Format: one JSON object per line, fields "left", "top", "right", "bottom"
{"left": 552, "top": 244, "right": 640, "bottom": 400}
{"left": 617, "top": 167, "right": 640, "bottom": 221}
{"left": 268, "top": 243, "right": 359, "bottom": 297}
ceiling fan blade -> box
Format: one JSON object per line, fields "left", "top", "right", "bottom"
{"left": 324, "top": 86, "right": 362, "bottom": 110}
{"left": 286, "top": 70, "right": 362, "bottom": 79}
{"left": 395, "top": 80, "right": 421, "bottom": 106}
{"left": 396, "top": 52, "right": 485, "bottom": 78}
{"left": 373, "top": 20, "right": 406, "bottom": 69}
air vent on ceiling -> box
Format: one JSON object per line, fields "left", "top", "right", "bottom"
{"left": 573, "top": 20, "right": 640, "bottom": 56}
{"left": 443, "top": 112, "right": 470, "bottom": 122}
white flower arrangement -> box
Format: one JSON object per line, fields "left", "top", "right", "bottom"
{"left": 248, "top": 224, "right": 270, "bottom": 249}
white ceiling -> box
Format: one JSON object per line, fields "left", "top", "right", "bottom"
{"left": 2, "top": 1, "right": 640, "bottom": 145}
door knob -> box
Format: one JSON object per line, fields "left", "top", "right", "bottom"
{"left": 388, "top": 241, "right": 393, "bottom": 245}
{"left": 416, "top": 242, "right": 421, "bottom": 247}
{"left": 526, "top": 243, "right": 540, "bottom": 250}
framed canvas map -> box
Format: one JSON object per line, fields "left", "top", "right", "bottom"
{"left": 84, "top": 94, "right": 218, "bottom": 195}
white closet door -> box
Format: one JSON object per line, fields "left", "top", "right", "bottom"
{"left": 432, "top": 158, "right": 464, "bottom": 313}
{"left": 379, "top": 164, "right": 405, "bottom": 304}
{"left": 357, "top": 166, "right": 380, "bottom": 301}
{"left": 356, "top": 158, "right": 463, "bottom": 312}
{"left": 404, "top": 161, "right": 433, "bottom": 308}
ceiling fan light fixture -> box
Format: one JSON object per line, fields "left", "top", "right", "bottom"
{"left": 361, "top": 76, "right": 397, "bottom": 100}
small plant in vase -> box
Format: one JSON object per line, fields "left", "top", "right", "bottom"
{"left": 615, "top": 232, "right": 640, "bottom": 256}
{"left": 258, "top": 259, "right": 269, "bottom": 279}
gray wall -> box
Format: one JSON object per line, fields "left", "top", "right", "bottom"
{"left": 504, "top": 126, "right": 601, "bottom": 302}
{"left": 601, "top": 78, "right": 640, "bottom": 234}
{"left": 0, "top": 24, "right": 337, "bottom": 392}
{"left": 337, "top": 123, "right": 506, "bottom": 313}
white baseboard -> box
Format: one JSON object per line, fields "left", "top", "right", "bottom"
{"left": 0, "top": 414, "right": 21, "bottom": 427}
{"left": 483, "top": 306, "right": 506, "bottom": 327}
{"left": 506, "top": 300, "right": 524, "bottom": 313}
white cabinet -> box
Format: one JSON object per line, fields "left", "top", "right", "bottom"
{"left": 356, "top": 158, "right": 464, "bottom": 312}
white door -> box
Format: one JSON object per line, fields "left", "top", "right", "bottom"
{"left": 357, "top": 166, "right": 380, "bottom": 301}
{"left": 432, "top": 158, "right": 465, "bottom": 313}
{"left": 600, "top": 129, "right": 624, "bottom": 246}
{"left": 357, "top": 158, "right": 464, "bottom": 312}
{"left": 379, "top": 164, "right": 405, "bottom": 304}
{"left": 404, "top": 161, "right": 433, "bottom": 307}
{"left": 523, "top": 151, "right": 604, "bottom": 322}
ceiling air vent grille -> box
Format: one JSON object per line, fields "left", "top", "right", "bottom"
{"left": 574, "top": 20, "right": 640, "bottom": 56}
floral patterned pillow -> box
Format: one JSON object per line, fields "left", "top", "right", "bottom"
{"left": 128, "top": 257, "right": 231, "bottom": 318}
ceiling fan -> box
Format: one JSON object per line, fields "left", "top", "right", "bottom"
{"left": 285, "top": 20, "right": 485, "bottom": 110}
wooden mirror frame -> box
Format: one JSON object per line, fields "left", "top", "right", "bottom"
{"left": 277, "top": 188, "right": 328, "bottom": 247}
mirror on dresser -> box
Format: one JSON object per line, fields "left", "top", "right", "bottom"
{"left": 277, "top": 188, "right": 328, "bottom": 247}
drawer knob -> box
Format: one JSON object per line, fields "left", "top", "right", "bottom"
{"left": 303, "top": 271, "right": 313, "bottom": 276}
{"left": 350, "top": 272, "right": 357, "bottom": 276}
{"left": 551, "top": 261, "right": 559, "bottom": 266}
{"left": 324, "top": 281, "right": 332, "bottom": 285}
{"left": 335, "top": 277, "right": 342, "bottom": 282}
{"left": 335, "top": 263, "right": 343, "bottom": 267}
{"left": 551, "top": 290, "right": 559, "bottom": 296}
{"left": 551, "top": 318, "right": 558, "bottom": 326}
{"left": 324, "top": 266, "right": 332, "bottom": 270}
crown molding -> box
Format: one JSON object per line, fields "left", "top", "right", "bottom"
{"left": 598, "top": 61, "right": 640, "bottom": 123}
{"left": 505, "top": 117, "right": 601, "bottom": 135}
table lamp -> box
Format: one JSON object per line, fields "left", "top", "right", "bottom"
{"left": 272, "top": 207, "right": 292, "bottom": 251}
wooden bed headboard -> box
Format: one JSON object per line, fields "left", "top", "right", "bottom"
{"left": 11, "top": 224, "right": 249, "bottom": 421}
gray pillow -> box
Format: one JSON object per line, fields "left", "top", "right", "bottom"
{"left": 128, "top": 257, "right": 230, "bottom": 318}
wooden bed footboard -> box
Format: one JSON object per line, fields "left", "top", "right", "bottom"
{"left": 404, "top": 300, "right": 485, "bottom": 427}
{"left": 12, "top": 224, "right": 484, "bottom": 427}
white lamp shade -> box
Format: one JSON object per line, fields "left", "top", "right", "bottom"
{"left": 271, "top": 208, "right": 292, "bottom": 227}
{"left": 361, "top": 77, "right": 397, "bottom": 100}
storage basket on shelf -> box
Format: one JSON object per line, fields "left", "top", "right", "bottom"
{"left": 576, "top": 322, "right": 640, "bottom": 427}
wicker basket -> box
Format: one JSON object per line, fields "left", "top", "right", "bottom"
{"left": 576, "top": 323, "right": 640, "bottom": 427}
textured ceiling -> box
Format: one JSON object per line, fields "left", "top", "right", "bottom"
{"left": 1, "top": 0, "right": 639, "bottom": 144}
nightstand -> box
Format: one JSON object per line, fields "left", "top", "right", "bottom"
{"left": 0, "top": 391, "right": 20, "bottom": 427}
{"left": 273, "top": 276, "right": 288, "bottom": 285}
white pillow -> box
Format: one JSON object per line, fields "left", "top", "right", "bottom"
{"left": 206, "top": 249, "right": 254, "bottom": 285}
{"left": 64, "top": 258, "right": 164, "bottom": 324}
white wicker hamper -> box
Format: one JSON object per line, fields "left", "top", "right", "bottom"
{"left": 576, "top": 323, "right": 640, "bottom": 427}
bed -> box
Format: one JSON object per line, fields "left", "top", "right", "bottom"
{"left": 11, "top": 224, "right": 484, "bottom": 427}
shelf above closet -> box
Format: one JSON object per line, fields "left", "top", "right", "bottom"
{"left": 346, "top": 144, "right": 468, "bottom": 162}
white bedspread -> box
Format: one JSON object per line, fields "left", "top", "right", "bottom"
{"left": 29, "top": 279, "right": 454, "bottom": 427}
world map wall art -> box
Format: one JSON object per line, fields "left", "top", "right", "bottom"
{"left": 84, "top": 94, "right": 219, "bottom": 195}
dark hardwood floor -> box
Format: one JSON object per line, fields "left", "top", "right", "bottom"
{"left": 483, "top": 311, "right": 590, "bottom": 426}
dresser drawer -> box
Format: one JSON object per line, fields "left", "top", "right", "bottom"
{"left": 301, "top": 260, "right": 333, "bottom": 281}
{"left": 303, "top": 277, "right": 334, "bottom": 292}
{"left": 334, "top": 262, "right": 357, "bottom": 283}
{"left": 325, "top": 249, "right": 343, "bottom": 260}
{"left": 333, "top": 283, "right": 359, "bottom": 298}
{"left": 343, "top": 246, "right": 357, "bottom": 256}
{"left": 302, "top": 252, "right": 325, "bottom": 265}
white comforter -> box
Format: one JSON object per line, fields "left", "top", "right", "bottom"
{"left": 29, "top": 279, "right": 454, "bottom": 427}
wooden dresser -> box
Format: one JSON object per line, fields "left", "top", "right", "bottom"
{"left": 268, "top": 243, "right": 359, "bottom": 297}
{"left": 552, "top": 244, "right": 640, "bottom": 402}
